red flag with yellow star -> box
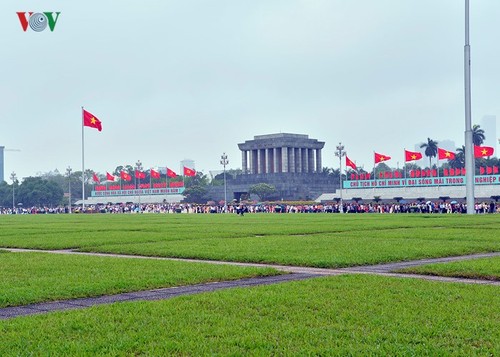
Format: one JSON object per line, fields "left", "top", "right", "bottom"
{"left": 183, "top": 166, "right": 196, "bottom": 177}
{"left": 167, "top": 168, "right": 177, "bottom": 178}
{"left": 150, "top": 168, "right": 161, "bottom": 179}
{"left": 404, "top": 150, "right": 423, "bottom": 162}
{"left": 83, "top": 109, "right": 102, "bottom": 131}
{"left": 438, "top": 148, "right": 456, "bottom": 160}
{"left": 120, "top": 171, "right": 132, "bottom": 181}
{"left": 345, "top": 156, "right": 357, "bottom": 170}
{"left": 374, "top": 152, "right": 391, "bottom": 164}
{"left": 474, "top": 145, "right": 494, "bottom": 158}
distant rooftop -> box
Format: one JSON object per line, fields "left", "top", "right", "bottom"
{"left": 253, "top": 133, "right": 309, "bottom": 140}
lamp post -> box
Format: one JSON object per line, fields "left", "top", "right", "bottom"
{"left": 220, "top": 153, "right": 229, "bottom": 213}
{"left": 10, "top": 172, "right": 17, "bottom": 213}
{"left": 136, "top": 160, "right": 143, "bottom": 212}
{"left": 334, "top": 143, "right": 346, "bottom": 213}
{"left": 66, "top": 166, "right": 72, "bottom": 214}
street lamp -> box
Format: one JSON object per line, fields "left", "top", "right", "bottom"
{"left": 220, "top": 153, "right": 229, "bottom": 213}
{"left": 66, "top": 166, "right": 72, "bottom": 214}
{"left": 334, "top": 143, "right": 346, "bottom": 213}
{"left": 136, "top": 160, "right": 143, "bottom": 212}
{"left": 10, "top": 172, "right": 17, "bottom": 212}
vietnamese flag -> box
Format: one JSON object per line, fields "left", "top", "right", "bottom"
{"left": 83, "top": 109, "right": 102, "bottom": 131}
{"left": 404, "top": 150, "right": 423, "bottom": 162}
{"left": 474, "top": 145, "right": 495, "bottom": 158}
{"left": 135, "top": 170, "right": 146, "bottom": 179}
{"left": 167, "top": 168, "right": 177, "bottom": 178}
{"left": 150, "top": 168, "right": 161, "bottom": 179}
{"left": 120, "top": 171, "right": 132, "bottom": 181}
{"left": 92, "top": 173, "right": 100, "bottom": 184}
{"left": 438, "top": 148, "right": 456, "bottom": 160}
{"left": 106, "top": 172, "right": 115, "bottom": 181}
{"left": 345, "top": 156, "right": 357, "bottom": 170}
{"left": 374, "top": 152, "right": 391, "bottom": 164}
{"left": 183, "top": 166, "right": 196, "bottom": 177}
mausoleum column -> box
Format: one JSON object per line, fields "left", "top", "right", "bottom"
{"left": 241, "top": 150, "right": 248, "bottom": 174}
{"left": 250, "top": 149, "right": 257, "bottom": 174}
{"left": 316, "top": 149, "right": 322, "bottom": 172}
{"left": 296, "top": 148, "right": 302, "bottom": 173}
{"left": 289, "top": 147, "right": 296, "bottom": 173}
{"left": 274, "top": 148, "right": 280, "bottom": 173}
{"left": 281, "top": 147, "right": 288, "bottom": 173}
{"left": 308, "top": 149, "right": 314, "bottom": 172}
{"left": 257, "top": 149, "right": 263, "bottom": 174}
{"left": 302, "top": 149, "right": 309, "bottom": 172}
{"left": 267, "top": 148, "right": 273, "bottom": 173}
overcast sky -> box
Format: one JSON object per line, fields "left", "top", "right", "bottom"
{"left": 2, "top": 0, "right": 499, "bottom": 180}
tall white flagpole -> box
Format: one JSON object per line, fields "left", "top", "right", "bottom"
{"left": 464, "top": 0, "right": 475, "bottom": 214}
{"left": 81, "top": 106, "right": 85, "bottom": 210}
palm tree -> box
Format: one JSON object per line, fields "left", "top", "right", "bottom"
{"left": 472, "top": 124, "right": 485, "bottom": 146}
{"left": 420, "top": 138, "right": 438, "bottom": 168}
{"left": 449, "top": 145, "right": 465, "bottom": 169}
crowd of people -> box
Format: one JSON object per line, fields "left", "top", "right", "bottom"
{"left": 1, "top": 201, "right": 499, "bottom": 215}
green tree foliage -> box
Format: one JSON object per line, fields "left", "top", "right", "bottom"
{"left": 16, "top": 177, "right": 64, "bottom": 206}
{"left": 183, "top": 185, "right": 208, "bottom": 203}
{"left": 0, "top": 181, "right": 13, "bottom": 207}
{"left": 472, "top": 124, "right": 485, "bottom": 146}
{"left": 449, "top": 146, "right": 466, "bottom": 169}
{"left": 420, "top": 138, "right": 438, "bottom": 168}
{"left": 248, "top": 183, "right": 277, "bottom": 201}
{"left": 184, "top": 171, "right": 209, "bottom": 188}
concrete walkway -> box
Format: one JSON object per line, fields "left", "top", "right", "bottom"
{"left": 1, "top": 248, "right": 499, "bottom": 320}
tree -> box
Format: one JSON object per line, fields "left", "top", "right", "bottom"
{"left": 420, "top": 138, "right": 438, "bottom": 168}
{"left": 184, "top": 171, "right": 209, "bottom": 188}
{"left": 0, "top": 181, "right": 12, "bottom": 207}
{"left": 472, "top": 124, "right": 485, "bottom": 146}
{"left": 248, "top": 183, "right": 277, "bottom": 201}
{"left": 182, "top": 185, "right": 208, "bottom": 203}
{"left": 16, "top": 177, "right": 64, "bottom": 206}
{"left": 449, "top": 146, "right": 466, "bottom": 169}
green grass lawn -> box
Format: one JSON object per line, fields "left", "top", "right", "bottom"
{"left": 0, "top": 251, "right": 279, "bottom": 308}
{"left": 1, "top": 214, "right": 499, "bottom": 268}
{"left": 1, "top": 274, "right": 498, "bottom": 356}
{"left": 396, "top": 256, "right": 500, "bottom": 281}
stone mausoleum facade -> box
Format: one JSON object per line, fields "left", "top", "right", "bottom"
{"left": 238, "top": 133, "right": 324, "bottom": 174}
{"left": 210, "top": 133, "right": 337, "bottom": 201}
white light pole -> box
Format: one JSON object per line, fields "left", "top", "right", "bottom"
{"left": 464, "top": 0, "right": 475, "bottom": 214}
{"left": 220, "top": 153, "right": 229, "bottom": 213}
{"left": 334, "top": 143, "right": 346, "bottom": 213}
{"left": 66, "top": 166, "right": 72, "bottom": 214}
{"left": 10, "top": 172, "right": 17, "bottom": 212}
{"left": 136, "top": 160, "right": 143, "bottom": 212}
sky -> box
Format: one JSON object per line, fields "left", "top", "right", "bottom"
{"left": 2, "top": 0, "right": 500, "bottom": 181}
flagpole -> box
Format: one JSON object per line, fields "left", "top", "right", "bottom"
{"left": 81, "top": 106, "right": 85, "bottom": 210}
{"left": 403, "top": 149, "right": 405, "bottom": 181}
{"left": 464, "top": 0, "right": 475, "bottom": 214}
{"left": 373, "top": 151, "right": 376, "bottom": 183}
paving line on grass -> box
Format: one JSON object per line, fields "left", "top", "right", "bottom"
{"left": 4, "top": 248, "right": 500, "bottom": 276}
{"left": 0, "top": 273, "right": 325, "bottom": 320}
{"left": 1, "top": 249, "right": 499, "bottom": 320}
